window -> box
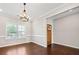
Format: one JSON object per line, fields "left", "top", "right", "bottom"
{"left": 6, "top": 23, "right": 26, "bottom": 39}
{"left": 18, "top": 25, "right": 26, "bottom": 38}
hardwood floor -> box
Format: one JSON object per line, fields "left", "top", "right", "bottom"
{"left": 0, "top": 42, "right": 79, "bottom": 55}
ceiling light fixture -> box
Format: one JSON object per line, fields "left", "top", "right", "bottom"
{"left": 19, "top": 3, "right": 29, "bottom": 22}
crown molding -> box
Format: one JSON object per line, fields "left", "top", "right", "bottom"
{"left": 38, "top": 3, "right": 79, "bottom": 19}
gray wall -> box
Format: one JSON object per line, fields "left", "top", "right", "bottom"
{"left": 54, "top": 13, "right": 79, "bottom": 49}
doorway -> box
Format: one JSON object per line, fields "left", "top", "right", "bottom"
{"left": 47, "top": 24, "right": 52, "bottom": 46}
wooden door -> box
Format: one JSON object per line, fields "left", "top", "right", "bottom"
{"left": 47, "top": 24, "right": 52, "bottom": 46}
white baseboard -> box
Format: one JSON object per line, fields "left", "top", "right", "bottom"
{"left": 0, "top": 41, "right": 30, "bottom": 48}
{"left": 54, "top": 42, "right": 79, "bottom": 49}
{"left": 0, "top": 41, "right": 47, "bottom": 48}
{"left": 32, "top": 41, "right": 47, "bottom": 47}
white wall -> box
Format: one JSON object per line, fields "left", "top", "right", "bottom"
{"left": 0, "top": 14, "right": 48, "bottom": 48}
{"left": 0, "top": 16, "right": 31, "bottom": 47}
{"left": 32, "top": 17, "right": 47, "bottom": 47}
{"left": 0, "top": 4, "right": 79, "bottom": 48}
{"left": 31, "top": 4, "right": 79, "bottom": 48}
{"left": 54, "top": 13, "right": 79, "bottom": 49}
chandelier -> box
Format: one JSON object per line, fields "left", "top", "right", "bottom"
{"left": 19, "top": 3, "right": 29, "bottom": 22}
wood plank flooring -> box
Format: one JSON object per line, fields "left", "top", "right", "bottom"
{"left": 0, "top": 42, "right": 79, "bottom": 55}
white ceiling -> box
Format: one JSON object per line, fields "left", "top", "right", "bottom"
{"left": 0, "top": 3, "right": 64, "bottom": 20}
